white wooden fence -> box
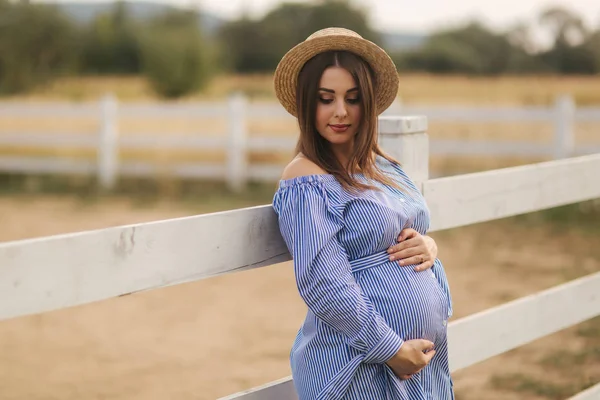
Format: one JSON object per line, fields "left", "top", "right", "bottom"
{"left": 1, "top": 94, "right": 600, "bottom": 192}
{"left": 0, "top": 116, "right": 599, "bottom": 399}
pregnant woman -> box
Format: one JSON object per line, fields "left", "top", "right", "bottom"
{"left": 272, "top": 28, "right": 454, "bottom": 399}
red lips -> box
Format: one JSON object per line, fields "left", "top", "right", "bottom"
{"left": 329, "top": 124, "right": 350, "bottom": 133}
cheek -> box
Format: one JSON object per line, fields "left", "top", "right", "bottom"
{"left": 315, "top": 104, "right": 330, "bottom": 129}
{"left": 349, "top": 106, "right": 362, "bottom": 130}
{"left": 352, "top": 106, "right": 362, "bottom": 122}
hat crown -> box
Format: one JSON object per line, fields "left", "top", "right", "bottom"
{"left": 306, "top": 27, "right": 362, "bottom": 41}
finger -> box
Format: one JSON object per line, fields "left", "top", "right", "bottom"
{"left": 415, "top": 260, "right": 434, "bottom": 272}
{"left": 423, "top": 350, "right": 437, "bottom": 363}
{"left": 388, "top": 242, "right": 427, "bottom": 259}
{"left": 416, "top": 340, "right": 435, "bottom": 351}
{"left": 399, "top": 374, "right": 412, "bottom": 380}
{"left": 397, "top": 228, "right": 418, "bottom": 242}
{"left": 396, "top": 254, "right": 426, "bottom": 266}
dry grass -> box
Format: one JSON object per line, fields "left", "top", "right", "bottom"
{"left": 3, "top": 73, "right": 600, "bottom": 105}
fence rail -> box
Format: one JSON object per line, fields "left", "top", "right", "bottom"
{"left": 1, "top": 94, "right": 600, "bottom": 191}
{"left": 0, "top": 115, "right": 599, "bottom": 399}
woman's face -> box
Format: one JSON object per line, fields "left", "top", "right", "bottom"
{"left": 315, "top": 66, "right": 362, "bottom": 152}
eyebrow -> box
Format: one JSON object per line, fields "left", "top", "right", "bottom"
{"left": 318, "top": 87, "right": 358, "bottom": 93}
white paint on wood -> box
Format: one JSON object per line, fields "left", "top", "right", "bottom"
{"left": 1, "top": 155, "right": 599, "bottom": 321}
{"left": 0, "top": 156, "right": 96, "bottom": 174}
{"left": 247, "top": 137, "right": 297, "bottom": 151}
{"left": 227, "top": 93, "right": 248, "bottom": 193}
{"left": 378, "top": 115, "right": 428, "bottom": 135}
{"left": 0, "top": 206, "right": 290, "bottom": 322}
{"left": 0, "top": 102, "right": 99, "bottom": 117}
{"left": 119, "top": 103, "right": 227, "bottom": 118}
{"left": 554, "top": 95, "right": 576, "bottom": 159}
{"left": 97, "top": 94, "right": 119, "bottom": 190}
{"left": 0, "top": 134, "right": 97, "bottom": 147}
{"left": 379, "top": 116, "right": 429, "bottom": 184}
{"left": 219, "top": 272, "right": 600, "bottom": 399}
{"left": 576, "top": 107, "right": 600, "bottom": 122}
{"left": 248, "top": 164, "right": 287, "bottom": 181}
{"left": 448, "top": 272, "right": 600, "bottom": 372}
{"left": 218, "top": 377, "right": 297, "bottom": 400}
{"left": 424, "top": 153, "right": 600, "bottom": 231}
{"left": 119, "top": 162, "right": 225, "bottom": 179}
{"left": 397, "top": 106, "right": 554, "bottom": 122}
{"left": 566, "top": 382, "right": 600, "bottom": 400}
{"left": 119, "top": 136, "right": 226, "bottom": 149}
{"left": 429, "top": 140, "right": 554, "bottom": 157}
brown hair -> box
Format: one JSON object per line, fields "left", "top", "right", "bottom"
{"left": 294, "top": 50, "right": 403, "bottom": 193}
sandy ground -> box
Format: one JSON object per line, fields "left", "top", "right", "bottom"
{"left": 0, "top": 195, "right": 599, "bottom": 400}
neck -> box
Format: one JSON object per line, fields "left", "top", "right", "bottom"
{"left": 331, "top": 141, "right": 354, "bottom": 169}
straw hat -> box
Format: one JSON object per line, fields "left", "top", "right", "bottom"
{"left": 273, "top": 27, "right": 399, "bottom": 117}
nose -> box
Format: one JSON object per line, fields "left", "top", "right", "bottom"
{"left": 334, "top": 98, "right": 348, "bottom": 119}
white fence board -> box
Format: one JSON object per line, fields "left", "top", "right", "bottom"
{"left": 119, "top": 136, "right": 226, "bottom": 149}
{"left": 247, "top": 137, "right": 296, "bottom": 151}
{"left": 248, "top": 164, "right": 286, "bottom": 181}
{"left": 0, "top": 134, "right": 97, "bottom": 147}
{"left": 576, "top": 107, "right": 600, "bottom": 122}
{"left": 119, "top": 103, "right": 227, "bottom": 118}
{"left": 219, "top": 377, "right": 298, "bottom": 400}
{"left": 119, "top": 162, "right": 226, "bottom": 179}
{"left": 447, "top": 272, "right": 600, "bottom": 371}
{"left": 425, "top": 153, "right": 600, "bottom": 231}
{"left": 0, "top": 103, "right": 99, "bottom": 117}
{"left": 2, "top": 155, "right": 599, "bottom": 321}
{"left": 0, "top": 156, "right": 96, "bottom": 174}
{"left": 220, "top": 272, "right": 600, "bottom": 399}
{"left": 399, "top": 106, "right": 554, "bottom": 121}
{"left": 429, "top": 139, "right": 553, "bottom": 156}
{"left": 0, "top": 205, "right": 290, "bottom": 321}
{"left": 567, "top": 382, "right": 600, "bottom": 400}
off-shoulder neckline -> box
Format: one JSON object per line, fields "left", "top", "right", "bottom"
{"left": 277, "top": 173, "right": 364, "bottom": 189}
{"left": 276, "top": 155, "right": 399, "bottom": 189}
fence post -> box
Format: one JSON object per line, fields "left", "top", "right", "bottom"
{"left": 378, "top": 116, "right": 429, "bottom": 189}
{"left": 97, "top": 93, "right": 119, "bottom": 191}
{"left": 227, "top": 92, "right": 248, "bottom": 193}
{"left": 553, "top": 94, "right": 575, "bottom": 159}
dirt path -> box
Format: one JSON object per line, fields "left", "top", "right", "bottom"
{"left": 0, "top": 195, "right": 598, "bottom": 400}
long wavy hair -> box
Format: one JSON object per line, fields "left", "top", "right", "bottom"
{"left": 295, "top": 50, "right": 403, "bottom": 192}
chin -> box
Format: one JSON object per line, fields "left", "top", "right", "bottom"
{"left": 326, "top": 135, "right": 353, "bottom": 145}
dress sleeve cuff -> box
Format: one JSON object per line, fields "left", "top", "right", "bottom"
{"left": 363, "top": 328, "right": 404, "bottom": 364}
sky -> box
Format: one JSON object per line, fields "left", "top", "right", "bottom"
{"left": 194, "top": 0, "right": 600, "bottom": 34}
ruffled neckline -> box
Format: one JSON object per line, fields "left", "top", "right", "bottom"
{"left": 277, "top": 155, "right": 394, "bottom": 189}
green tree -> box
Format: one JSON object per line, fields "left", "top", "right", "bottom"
{"left": 80, "top": 1, "right": 142, "bottom": 74}
{"left": 397, "top": 22, "right": 530, "bottom": 74}
{"left": 138, "top": 9, "right": 215, "bottom": 98}
{"left": 537, "top": 6, "right": 596, "bottom": 74}
{"left": 218, "top": 0, "right": 379, "bottom": 73}
{"left": 0, "top": 1, "right": 80, "bottom": 94}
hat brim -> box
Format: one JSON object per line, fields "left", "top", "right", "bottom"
{"left": 273, "top": 34, "right": 399, "bottom": 117}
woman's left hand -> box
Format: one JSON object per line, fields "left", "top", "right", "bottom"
{"left": 387, "top": 228, "right": 437, "bottom": 272}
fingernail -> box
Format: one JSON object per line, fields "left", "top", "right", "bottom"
{"left": 399, "top": 260, "right": 404, "bottom": 265}
{"left": 389, "top": 255, "right": 395, "bottom": 261}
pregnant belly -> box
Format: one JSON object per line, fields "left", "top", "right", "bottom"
{"left": 354, "top": 261, "right": 449, "bottom": 343}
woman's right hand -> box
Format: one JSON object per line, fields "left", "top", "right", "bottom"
{"left": 385, "top": 339, "right": 436, "bottom": 379}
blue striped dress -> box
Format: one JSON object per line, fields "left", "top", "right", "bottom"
{"left": 272, "top": 155, "right": 454, "bottom": 400}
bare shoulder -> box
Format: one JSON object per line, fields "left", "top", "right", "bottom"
{"left": 281, "top": 155, "right": 327, "bottom": 180}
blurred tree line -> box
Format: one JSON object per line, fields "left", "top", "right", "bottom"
{"left": 0, "top": 0, "right": 598, "bottom": 98}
